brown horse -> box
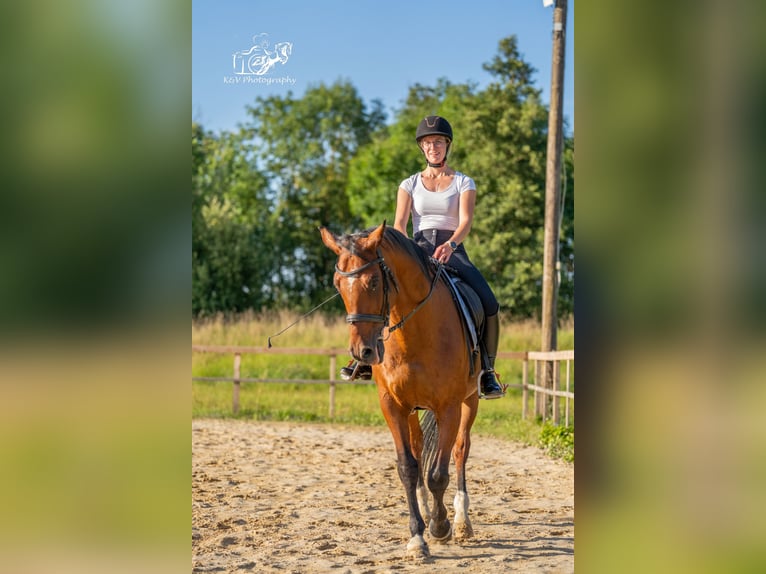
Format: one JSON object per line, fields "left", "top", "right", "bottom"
{"left": 320, "top": 222, "right": 480, "bottom": 559}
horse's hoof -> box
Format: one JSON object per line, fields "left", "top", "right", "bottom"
{"left": 405, "top": 534, "right": 429, "bottom": 560}
{"left": 428, "top": 519, "right": 452, "bottom": 543}
{"left": 453, "top": 521, "right": 474, "bottom": 542}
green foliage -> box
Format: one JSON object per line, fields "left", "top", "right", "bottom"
{"left": 192, "top": 36, "right": 574, "bottom": 321}
{"left": 539, "top": 422, "right": 574, "bottom": 463}
{"left": 242, "top": 81, "right": 386, "bottom": 309}
{"left": 192, "top": 124, "right": 274, "bottom": 315}
{"left": 347, "top": 79, "right": 476, "bottom": 232}
{"left": 346, "top": 123, "right": 419, "bottom": 230}
{"left": 460, "top": 36, "right": 573, "bottom": 319}
{"left": 346, "top": 37, "right": 574, "bottom": 319}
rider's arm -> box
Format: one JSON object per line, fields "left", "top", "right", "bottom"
{"left": 393, "top": 187, "right": 412, "bottom": 236}
{"left": 434, "top": 188, "right": 476, "bottom": 263}
{"left": 450, "top": 188, "right": 476, "bottom": 246}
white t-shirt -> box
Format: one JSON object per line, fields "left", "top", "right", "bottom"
{"left": 400, "top": 172, "right": 476, "bottom": 233}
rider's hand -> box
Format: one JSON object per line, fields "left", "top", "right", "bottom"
{"left": 434, "top": 242, "right": 453, "bottom": 264}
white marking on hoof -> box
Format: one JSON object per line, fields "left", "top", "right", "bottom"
{"left": 406, "top": 534, "right": 429, "bottom": 559}
{"left": 453, "top": 491, "right": 469, "bottom": 523}
{"left": 453, "top": 491, "right": 474, "bottom": 541}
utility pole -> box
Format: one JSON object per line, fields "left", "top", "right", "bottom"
{"left": 539, "top": 0, "right": 567, "bottom": 418}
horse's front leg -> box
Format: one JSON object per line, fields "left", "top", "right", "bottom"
{"left": 452, "top": 394, "right": 479, "bottom": 541}
{"left": 428, "top": 406, "right": 460, "bottom": 543}
{"left": 379, "top": 395, "right": 429, "bottom": 559}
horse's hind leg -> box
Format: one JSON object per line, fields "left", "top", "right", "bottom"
{"left": 452, "top": 394, "right": 479, "bottom": 542}
{"left": 408, "top": 412, "right": 431, "bottom": 524}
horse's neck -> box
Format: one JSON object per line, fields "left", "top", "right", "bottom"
{"left": 387, "top": 255, "right": 441, "bottom": 323}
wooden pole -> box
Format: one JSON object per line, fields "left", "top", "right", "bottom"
{"left": 540, "top": 0, "right": 568, "bottom": 419}
{"left": 522, "top": 357, "right": 529, "bottom": 419}
{"left": 328, "top": 355, "right": 337, "bottom": 419}
{"left": 565, "top": 358, "right": 571, "bottom": 426}
{"left": 232, "top": 353, "right": 241, "bottom": 415}
{"left": 553, "top": 360, "right": 560, "bottom": 425}
{"left": 534, "top": 360, "right": 541, "bottom": 419}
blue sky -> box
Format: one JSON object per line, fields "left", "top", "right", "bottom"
{"left": 193, "top": 0, "right": 574, "bottom": 134}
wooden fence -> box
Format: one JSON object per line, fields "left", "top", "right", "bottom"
{"left": 192, "top": 346, "right": 574, "bottom": 426}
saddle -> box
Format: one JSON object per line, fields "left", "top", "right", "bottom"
{"left": 441, "top": 266, "right": 485, "bottom": 376}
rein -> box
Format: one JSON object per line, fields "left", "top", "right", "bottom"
{"left": 335, "top": 249, "right": 444, "bottom": 338}
{"left": 388, "top": 263, "right": 443, "bottom": 334}
{"left": 266, "top": 291, "right": 340, "bottom": 348}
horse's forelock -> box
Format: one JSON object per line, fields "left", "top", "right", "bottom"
{"left": 336, "top": 229, "right": 371, "bottom": 257}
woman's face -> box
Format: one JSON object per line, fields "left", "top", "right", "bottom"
{"left": 419, "top": 136, "right": 448, "bottom": 163}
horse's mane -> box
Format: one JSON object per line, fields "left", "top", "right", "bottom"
{"left": 337, "top": 226, "right": 433, "bottom": 280}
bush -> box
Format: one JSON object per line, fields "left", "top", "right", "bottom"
{"left": 539, "top": 422, "right": 574, "bottom": 463}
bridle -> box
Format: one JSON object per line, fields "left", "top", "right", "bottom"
{"left": 334, "top": 249, "right": 444, "bottom": 337}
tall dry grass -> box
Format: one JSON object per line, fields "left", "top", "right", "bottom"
{"left": 193, "top": 310, "right": 350, "bottom": 349}
{"left": 192, "top": 310, "right": 574, "bottom": 352}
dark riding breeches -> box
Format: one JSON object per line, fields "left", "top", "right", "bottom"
{"left": 413, "top": 229, "right": 499, "bottom": 316}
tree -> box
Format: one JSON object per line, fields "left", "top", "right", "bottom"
{"left": 243, "top": 80, "right": 386, "bottom": 308}
{"left": 191, "top": 37, "right": 574, "bottom": 320}
{"left": 192, "top": 123, "right": 274, "bottom": 315}
{"left": 464, "top": 36, "right": 574, "bottom": 319}
{"left": 454, "top": 37, "right": 549, "bottom": 319}
{"left": 347, "top": 37, "right": 574, "bottom": 319}
{"left": 347, "top": 79, "right": 476, "bottom": 232}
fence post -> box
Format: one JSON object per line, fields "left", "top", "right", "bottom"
{"left": 328, "top": 355, "right": 337, "bottom": 419}
{"left": 522, "top": 357, "right": 529, "bottom": 420}
{"left": 553, "top": 359, "right": 560, "bottom": 425}
{"left": 534, "top": 359, "right": 542, "bottom": 420}
{"left": 233, "top": 353, "right": 241, "bottom": 415}
{"left": 565, "top": 358, "right": 571, "bottom": 427}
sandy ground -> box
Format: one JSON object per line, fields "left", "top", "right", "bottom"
{"left": 192, "top": 419, "right": 573, "bottom": 573}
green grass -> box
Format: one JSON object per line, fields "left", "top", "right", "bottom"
{"left": 192, "top": 312, "right": 574, "bottom": 459}
{"left": 192, "top": 380, "right": 384, "bottom": 425}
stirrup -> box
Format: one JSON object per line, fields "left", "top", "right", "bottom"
{"left": 340, "top": 360, "right": 359, "bottom": 381}
{"left": 478, "top": 369, "right": 507, "bottom": 400}
{"left": 340, "top": 360, "right": 372, "bottom": 381}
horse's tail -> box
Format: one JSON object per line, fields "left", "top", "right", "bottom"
{"left": 420, "top": 409, "right": 439, "bottom": 475}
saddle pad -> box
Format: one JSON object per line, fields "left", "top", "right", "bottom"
{"left": 445, "top": 274, "right": 485, "bottom": 351}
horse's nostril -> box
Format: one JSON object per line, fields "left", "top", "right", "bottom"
{"left": 360, "top": 347, "right": 374, "bottom": 361}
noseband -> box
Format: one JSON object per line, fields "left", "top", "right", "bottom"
{"left": 334, "top": 249, "right": 443, "bottom": 336}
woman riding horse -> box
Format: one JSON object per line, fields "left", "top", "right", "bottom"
{"left": 341, "top": 116, "right": 504, "bottom": 400}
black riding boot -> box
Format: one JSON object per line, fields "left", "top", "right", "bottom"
{"left": 480, "top": 313, "right": 505, "bottom": 399}
{"left": 340, "top": 360, "right": 372, "bottom": 381}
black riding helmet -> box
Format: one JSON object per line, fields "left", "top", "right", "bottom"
{"left": 416, "top": 115, "right": 453, "bottom": 168}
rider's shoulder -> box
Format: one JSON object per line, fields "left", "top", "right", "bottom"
{"left": 453, "top": 172, "right": 476, "bottom": 192}
{"left": 400, "top": 173, "right": 420, "bottom": 190}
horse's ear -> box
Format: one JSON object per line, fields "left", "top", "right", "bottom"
{"left": 319, "top": 227, "right": 343, "bottom": 255}
{"left": 359, "top": 221, "right": 386, "bottom": 252}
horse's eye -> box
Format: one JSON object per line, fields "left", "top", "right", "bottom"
{"left": 370, "top": 275, "right": 379, "bottom": 291}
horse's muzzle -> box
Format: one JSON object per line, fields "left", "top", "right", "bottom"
{"left": 350, "top": 336, "right": 385, "bottom": 365}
